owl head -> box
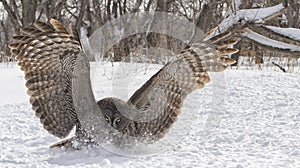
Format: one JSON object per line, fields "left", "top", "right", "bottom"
{"left": 97, "top": 97, "right": 130, "bottom": 131}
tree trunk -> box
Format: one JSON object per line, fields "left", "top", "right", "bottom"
{"left": 22, "top": 0, "right": 38, "bottom": 27}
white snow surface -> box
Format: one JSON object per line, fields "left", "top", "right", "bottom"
{"left": 263, "top": 25, "right": 300, "bottom": 41}
{"left": 243, "top": 28, "right": 300, "bottom": 52}
{"left": 0, "top": 62, "right": 300, "bottom": 167}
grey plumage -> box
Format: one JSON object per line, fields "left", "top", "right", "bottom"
{"left": 96, "top": 42, "right": 234, "bottom": 143}
{"left": 9, "top": 19, "right": 237, "bottom": 149}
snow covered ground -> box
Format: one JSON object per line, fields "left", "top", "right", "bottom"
{"left": 0, "top": 62, "right": 299, "bottom": 168}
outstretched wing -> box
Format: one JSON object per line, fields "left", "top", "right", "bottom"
{"left": 125, "top": 33, "right": 237, "bottom": 139}
{"left": 9, "top": 19, "right": 83, "bottom": 138}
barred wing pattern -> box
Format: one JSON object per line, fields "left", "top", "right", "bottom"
{"left": 9, "top": 19, "right": 82, "bottom": 138}
{"left": 122, "top": 42, "right": 235, "bottom": 140}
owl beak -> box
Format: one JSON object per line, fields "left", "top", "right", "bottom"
{"left": 111, "top": 122, "right": 115, "bottom": 128}
{"left": 112, "top": 122, "right": 118, "bottom": 129}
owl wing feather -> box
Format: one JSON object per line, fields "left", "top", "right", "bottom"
{"left": 9, "top": 19, "right": 84, "bottom": 138}
{"left": 125, "top": 33, "right": 237, "bottom": 140}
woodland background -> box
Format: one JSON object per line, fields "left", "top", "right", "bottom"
{"left": 0, "top": 0, "right": 299, "bottom": 71}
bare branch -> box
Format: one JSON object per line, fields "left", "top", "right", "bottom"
{"left": 64, "top": 4, "right": 78, "bottom": 19}
{"left": 112, "top": 0, "right": 118, "bottom": 18}
{"left": 0, "top": 20, "right": 10, "bottom": 56}
{"left": 12, "top": 0, "right": 21, "bottom": 22}
{"left": 145, "top": 0, "right": 154, "bottom": 11}
{"left": 131, "top": 0, "right": 142, "bottom": 13}
{"left": 75, "top": 0, "right": 88, "bottom": 29}
{"left": 21, "top": 0, "right": 38, "bottom": 26}
{"left": 0, "top": 0, "right": 21, "bottom": 32}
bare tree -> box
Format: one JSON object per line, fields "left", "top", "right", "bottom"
{"left": 0, "top": 0, "right": 298, "bottom": 65}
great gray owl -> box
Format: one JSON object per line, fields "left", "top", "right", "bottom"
{"left": 9, "top": 19, "right": 238, "bottom": 149}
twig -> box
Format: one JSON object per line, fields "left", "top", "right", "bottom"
{"left": 272, "top": 62, "right": 286, "bottom": 73}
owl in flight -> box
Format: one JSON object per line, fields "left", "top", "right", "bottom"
{"left": 9, "top": 19, "right": 237, "bottom": 149}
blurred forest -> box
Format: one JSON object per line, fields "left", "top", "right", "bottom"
{"left": 0, "top": 0, "right": 299, "bottom": 71}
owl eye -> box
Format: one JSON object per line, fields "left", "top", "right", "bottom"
{"left": 115, "top": 118, "right": 121, "bottom": 123}
{"left": 105, "top": 115, "right": 110, "bottom": 123}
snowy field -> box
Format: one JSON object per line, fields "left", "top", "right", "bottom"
{"left": 0, "top": 62, "right": 299, "bottom": 168}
